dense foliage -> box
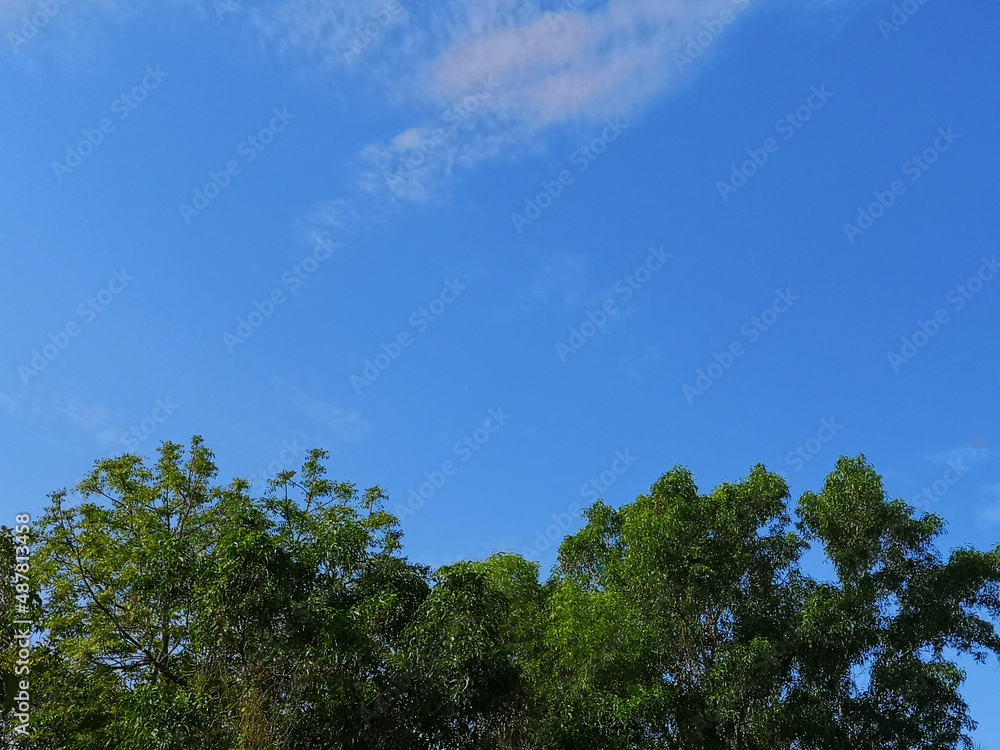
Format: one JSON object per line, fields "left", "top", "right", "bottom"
{"left": 2, "top": 438, "right": 999, "bottom": 749}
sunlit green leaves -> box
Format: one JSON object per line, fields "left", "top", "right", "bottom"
{"left": 4, "top": 446, "right": 998, "bottom": 750}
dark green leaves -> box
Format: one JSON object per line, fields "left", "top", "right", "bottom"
{"left": 5, "top": 445, "right": 998, "bottom": 750}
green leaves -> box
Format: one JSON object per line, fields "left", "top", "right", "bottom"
{"left": 5, "top": 445, "right": 998, "bottom": 750}
{"left": 0, "top": 670, "right": 18, "bottom": 715}
{"left": 520, "top": 458, "right": 1000, "bottom": 750}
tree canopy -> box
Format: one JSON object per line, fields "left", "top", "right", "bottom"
{"left": 3, "top": 438, "right": 999, "bottom": 749}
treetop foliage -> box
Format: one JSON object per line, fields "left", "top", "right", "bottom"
{"left": 2, "top": 438, "right": 998, "bottom": 749}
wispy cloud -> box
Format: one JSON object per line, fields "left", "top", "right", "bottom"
{"left": 250, "top": 0, "right": 409, "bottom": 73}
{"left": 0, "top": 0, "right": 194, "bottom": 65}
{"left": 8, "top": 0, "right": 751, "bottom": 181}
{"left": 982, "top": 492, "right": 1000, "bottom": 524}
{"left": 424, "top": 0, "right": 739, "bottom": 127}
{"left": 276, "top": 379, "right": 371, "bottom": 443}
{"left": 916, "top": 446, "right": 997, "bottom": 522}
{"left": 980, "top": 484, "right": 1000, "bottom": 524}
{"left": 922, "top": 444, "right": 995, "bottom": 466}
{"left": 493, "top": 253, "right": 590, "bottom": 322}
{"left": 4, "top": 0, "right": 762, "bottom": 237}
{"left": 248, "top": 0, "right": 756, "bottom": 228}
{"left": 4, "top": 0, "right": 763, "bottom": 244}
{"left": 620, "top": 344, "right": 660, "bottom": 379}
{"left": 0, "top": 380, "right": 121, "bottom": 446}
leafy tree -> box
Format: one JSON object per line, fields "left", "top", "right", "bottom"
{"left": 528, "top": 463, "right": 806, "bottom": 748}
{"left": 522, "top": 457, "right": 1000, "bottom": 750}
{"left": 4, "top": 438, "right": 520, "bottom": 749}
{"left": 3, "top": 443, "right": 998, "bottom": 750}
{"left": 1, "top": 523, "right": 19, "bottom": 719}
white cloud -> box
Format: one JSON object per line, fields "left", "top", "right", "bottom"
{"left": 0, "top": 0, "right": 764, "bottom": 222}
{"left": 0, "top": 387, "right": 17, "bottom": 411}
{"left": 922, "top": 444, "right": 995, "bottom": 466}
{"left": 51, "top": 393, "right": 115, "bottom": 438}
{"left": 424, "top": 0, "right": 741, "bottom": 127}
{"left": 393, "top": 128, "right": 425, "bottom": 149}
{"left": 354, "top": 117, "right": 521, "bottom": 206}
{"left": 0, "top": 0, "right": 195, "bottom": 65}
{"left": 493, "top": 253, "right": 590, "bottom": 322}
{"left": 983, "top": 502, "right": 1000, "bottom": 524}
{"left": 620, "top": 344, "right": 660, "bottom": 379}
{"left": 296, "top": 199, "right": 369, "bottom": 239}
{"left": 250, "top": 0, "right": 409, "bottom": 73}
{"left": 980, "top": 484, "right": 1000, "bottom": 525}
{"left": 277, "top": 379, "right": 371, "bottom": 443}
{"left": 0, "top": 380, "right": 122, "bottom": 447}
{"left": 250, "top": 0, "right": 756, "bottom": 221}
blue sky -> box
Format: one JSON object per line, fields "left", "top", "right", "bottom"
{"left": 2, "top": 0, "right": 999, "bottom": 737}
